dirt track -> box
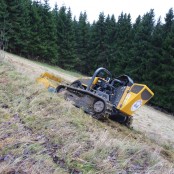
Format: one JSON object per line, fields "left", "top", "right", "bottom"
{"left": 3, "top": 52, "right": 174, "bottom": 148}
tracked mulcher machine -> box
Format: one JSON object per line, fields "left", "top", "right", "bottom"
{"left": 37, "top": 68, "right": 154, "bottom": 127}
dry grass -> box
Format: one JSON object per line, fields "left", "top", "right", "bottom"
{"left": 133, "top": 107, "right": 174, "bottom": 148}
{"left": 4, "top": 51, "right": 174, "bottom": 150}
{"left": 0, "top": 61, "right": 174, "bottom": 173}
{"left": 4, "top": 52, "right": 78, "bottom": 82}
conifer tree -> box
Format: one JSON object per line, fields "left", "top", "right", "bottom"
{"left": 42, "top": 0, "right": 57, "bottom": 63}
{"left": 160, "top": 10, "right": 174, "bottom": 112}
{"left": 75, "top": 12, "right": 90, "bottom": 73}
{"left": 149, "top": 18, "right": 163, "bottom": 85}
{"left": 129, "top": 10, "right": 155, "bottom": 81}
{"left": 164, "top": 8, "right": 174, "bottom": 34}
{"left": 104, "top": 14, "right": 117, "bottom": 70}
{"left": 0, "top": 0, "right": 8, "bottom": 50}
{"left": 56, "top": 7, "right": 77, "bottom": 69}
{"left": 112, "top": 13, "right": 132, "bottom": 75}
{"left": 88, "top": 12, "right": 108, "bottom": 71}
{"left": 29, "top": 0, "right": 44, "bottom": 59}
{"left": 18, "top": 0, "right": 32, "bottom": 57}
{"left": 4, "top": 0, "right": 32, "bottom": 54}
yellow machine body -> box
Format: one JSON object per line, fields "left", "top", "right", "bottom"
{"left": 79, "top": 78, "right": 154, "bottom": 117}
{"left": 80, "top": 78, "right": 154, "bottom": 117}
{"left": 117, "top": 83, "right": 154, "bottom": 116}
{"left": 37, "top": 73, "right": 154, "bottom": 117}
{"left": 36, "top": 72, "right": 62, "bottom": 88}
{"left": 36, "top": 68, "right": 154, "bottom": 127}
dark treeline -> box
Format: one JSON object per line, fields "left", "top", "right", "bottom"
{"left": 0, "top": 0, "right": 174, "bottom": 113}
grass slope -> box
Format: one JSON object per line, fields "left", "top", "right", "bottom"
{"left": 0, "top": 62, "right": 174, "bottom": 174}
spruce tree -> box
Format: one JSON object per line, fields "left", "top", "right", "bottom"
{"left": 29, "top": 0, "right": 44, "bottom": 59}
{"left": 88, "top": 12, "right": 108, "bottom": 72}
{"left": 56, "top": 7, "right": 77, "bottom": 69}
{"left": 5, "top": 0, "right": 31, "bottom": 54}
{"left": 42, "top": 0, "right": 57, "bottom": 63}
{"left": 129, "top": 10, "right": 155, "bottom": 81}
{"left": 149, "top": 18, "right": 164, "bottom": 85}
{"left": 104, "top": 14, "right": 117, "bottom": 71}
{"left": 52, "top": 3, "right": 60, "bottom": 64}
{"left": 75, "top": 12, "right": 90, "bottom": 73}
{"left": 164, "top": 8, "right": 174, "bottom": 34}
{"left": 111, "top": 13, "right": 132, "bottom": 75}
{"left": 0, "top": 0, "right": 8, "bottom": 50}
{"left": 160, "top": 10, "right": 174, "bottom": 112}
{"left": 17, "top": 0, "right": 32, "bottom": 57}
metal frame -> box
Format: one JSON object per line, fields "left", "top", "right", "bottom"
{"left": 86, "top": 67, "right": 112, "bottom": 91}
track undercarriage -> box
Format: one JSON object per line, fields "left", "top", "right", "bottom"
{"left": 37, "top": 67, "right": 154, "bottom": 128}
{"left": 57, "top": 84, "right": 133, "bottom": 127}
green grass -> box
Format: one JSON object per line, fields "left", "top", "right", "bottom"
{"left": 6, "top": 51, "right": 83, "bottom": 78}
{"left": 35, "top": 61, "right": 83, "bottom": 78}
{"left": 0, "top": 62, "right": 174, "bottom": 173}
